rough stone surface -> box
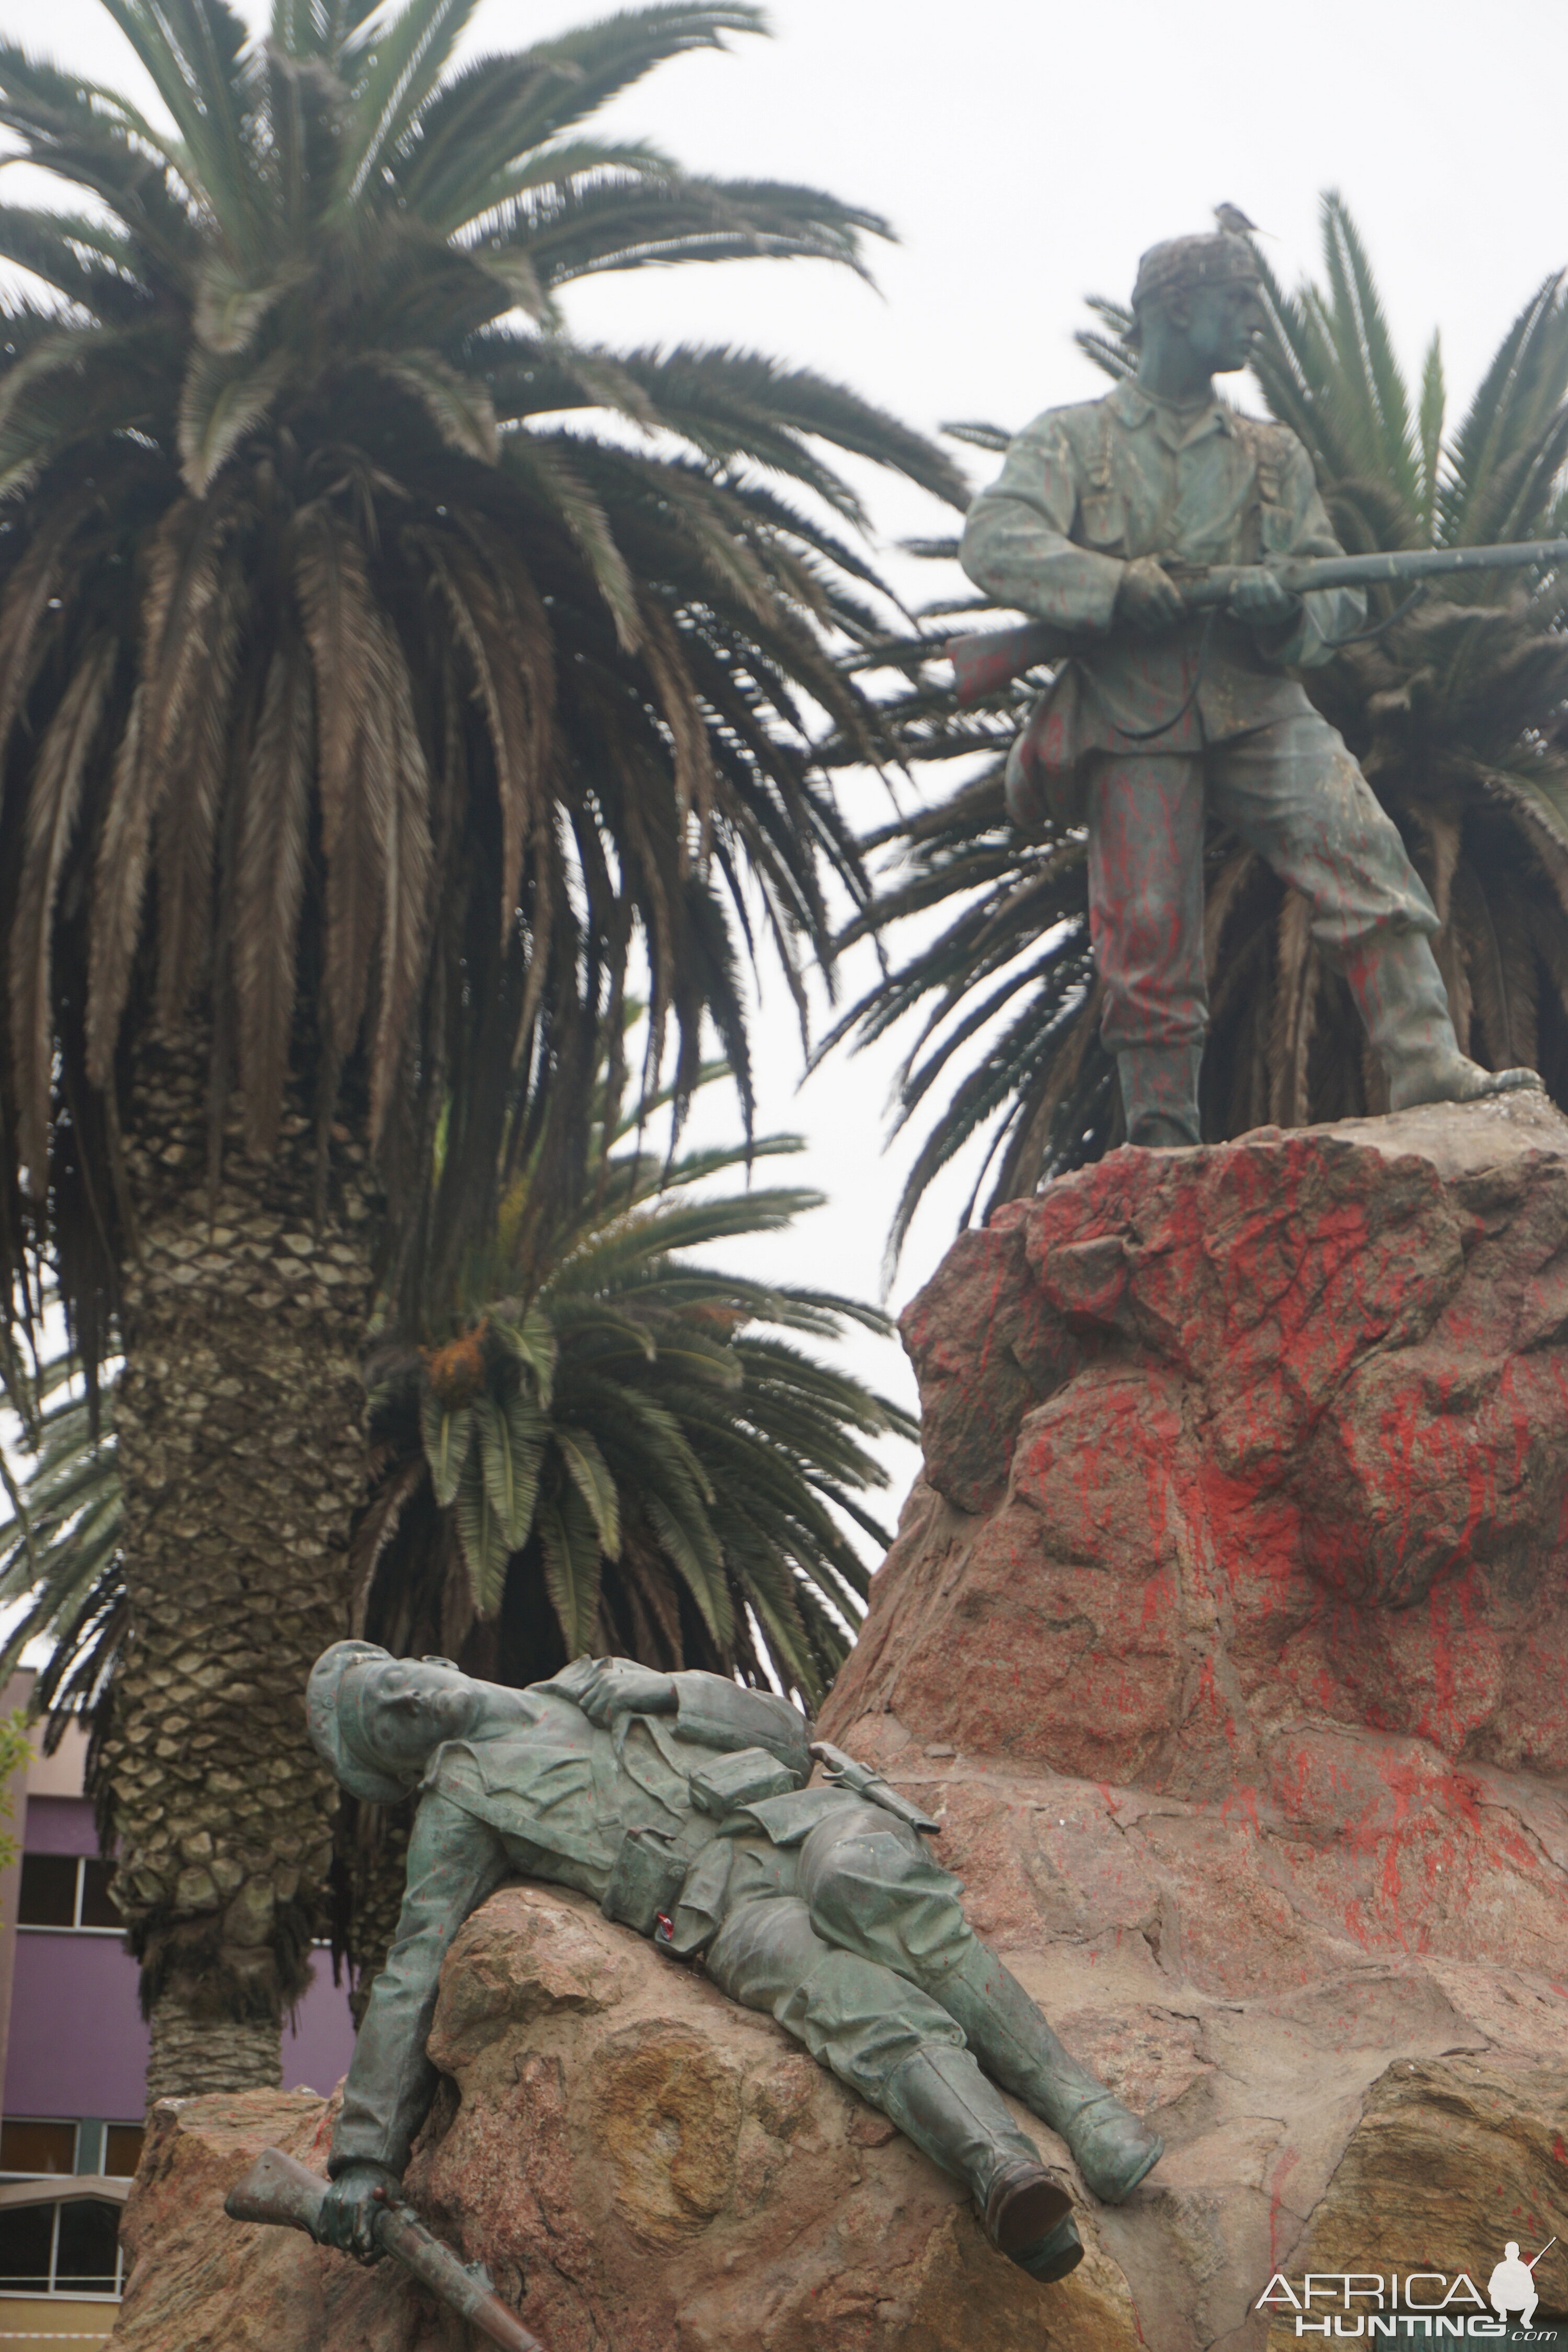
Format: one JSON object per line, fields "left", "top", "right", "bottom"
{"left": 109, "top": 1888, "right": 1141, "bottom": 2350}
{"left": 1261, "top": 2056, "right": 1568, "bottom": 2347}
{"left": 113, "top": 1098, "right": 1568, "bottom": 2347}
{"left": 818, "top": 1094, "right": 1568, "bottom": 2344}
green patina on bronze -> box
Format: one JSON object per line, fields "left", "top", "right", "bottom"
{"left": 959, "top": 229, "right": 1543, "bottom": 1148}
{"left": 298, "top": 1646, "right": 1166, "bottom": 2291}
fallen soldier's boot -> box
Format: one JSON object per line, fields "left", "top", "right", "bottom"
{"left": 936, "top": 1945, "right": 1163, "bottom": 2203}
{"left": 880, "top": 2045, "right": 1072, "bottom": 2269}
{"left": 1115, "top": 1044, "right": 1203, "bottom": 1148}
{"left": 1050, "top": 2089, "right": 1165, "bottom": 2204}
{"left": 1013, "top": 2211, "right": 1085, "bottom": 2283}
{"left": 982, "top": 2160, "right": 1076, "bottom": 2266}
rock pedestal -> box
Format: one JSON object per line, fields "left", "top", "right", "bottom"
{"left": 110, "top": 1888, "right": 1138, "bottom": 2351}
{"left": 822, "top": 1093, "right": 1568, "bottom": 2346}
{"left": 111, "top": 1098, "right": 1568, "bottom": 2349}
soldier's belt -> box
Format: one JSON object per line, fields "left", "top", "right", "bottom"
{"left": 604, "top": 1750, "right": 802, "bottom": 1942}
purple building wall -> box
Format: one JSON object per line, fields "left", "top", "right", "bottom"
{"left": 283, "top": 1957, "right": 359, "bottom": 2099}
{"left": 5, "top": 1934, "right": 149, "bottom": 2121}
{"left": 4, "top": 1796, "right": 355, "bottom": 2121}
{"left": 22, "top": 1798, "right": 99, "bottom": 1859}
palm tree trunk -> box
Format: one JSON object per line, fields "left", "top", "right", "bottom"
{"left": 100, "top": 1025, "right": 373, "bottom": 2101}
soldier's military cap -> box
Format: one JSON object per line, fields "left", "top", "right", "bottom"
{"left": 1131, "top": 232, "right": 1261, "bottom": 313}
{"left": 307, "top": 1638, "right": 412, "bottom": 1803}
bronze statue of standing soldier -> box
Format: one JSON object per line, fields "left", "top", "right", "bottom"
{"left": 960, "top": 229, "right": 1542, "bottom": 1146}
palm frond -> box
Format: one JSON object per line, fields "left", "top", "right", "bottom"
{"left": 0, "top": 0, "right": 953, "bottom": 1617}
{"left": 0, "top": 1362, "right": 125, "bottom": 1720}
{"left": 358, "top": 1057, "right": 909, "bottom": 1700}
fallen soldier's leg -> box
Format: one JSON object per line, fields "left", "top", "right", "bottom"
{"left": 797, "top": 1802, "right": 1163, "bottom": 2205}
{"left": 705, "top": 1882, "right": 1078, "bottom": 2281}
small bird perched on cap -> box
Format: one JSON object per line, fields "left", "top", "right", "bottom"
{"left": 1213, "top": 202, "right": 1261, "bottom": 235}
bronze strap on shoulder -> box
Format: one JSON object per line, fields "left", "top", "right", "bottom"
{"left": 1094, "top": 403, "right": 1115, "bottom": 491}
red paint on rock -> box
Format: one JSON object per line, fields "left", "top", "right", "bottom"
{"left": 822, "top": 1104, "right": 1568, "bottom": 1993}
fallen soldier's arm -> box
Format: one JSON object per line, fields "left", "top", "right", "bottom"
{"left": 669, "top": 1670, "right": 813, "bottom": 1780}
{"left": 548, "top": 1656, "right": 813, "bottom": 1781}
{"left": 320, "top": 1791, "right": 509, "bottom": 2258}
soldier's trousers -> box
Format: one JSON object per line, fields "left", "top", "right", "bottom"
{"left": 1087, "top": 709, "right": 1441, "bottom": 1055}
{"left": 705, "top": 1800, "right": 1042, "bottom": 2187}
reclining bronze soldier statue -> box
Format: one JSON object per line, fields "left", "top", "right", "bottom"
{"left": 305, "top": 1643, "right": 1165, "bottom": 2287}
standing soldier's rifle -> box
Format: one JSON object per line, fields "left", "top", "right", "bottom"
{"left": 947, "top": 538, "right": 1568, "bottom": 706}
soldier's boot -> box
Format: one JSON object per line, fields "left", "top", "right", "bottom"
{"left": 1013, "top": 2212, "right": 1086, "bottom": 2281}
{"left": 1342, "top": 929, "right": 1541, "bottom": 1110}
{"left": 880, "top": 2044, "right": 1078, "bottom": 2281}
{"left": 936, "top": 1946, "right": 1163, "bottom": 2204}
{"left": 1115, "top": 1045, "right": 1204, "bottom": 1148}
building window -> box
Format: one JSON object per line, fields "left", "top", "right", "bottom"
{"left": 16, "top": 1854, "right": 119, "bottom": 1932}
{"left": 0, "top": 2119, "right": 142, "bottom": 2181}
{"left": 0, "top": 2198, "right": 124, "bottom": 2296}
{"left": 103, "top": 2126, "right": 143, "bottom": 2179}
{"left": 0, "top": 2120, "right": 76, "bottom": 2177}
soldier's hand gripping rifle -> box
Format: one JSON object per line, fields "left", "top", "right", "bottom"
{"left": 948, "top": 537, "right": 1568, "bottom": 705}
{"left": 225, "top": 2146, "right": 548, "bottom": 2351}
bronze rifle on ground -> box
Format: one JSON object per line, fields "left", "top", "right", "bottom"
{"left": 225, "top": 2145, "right": 548, "bottom": 2351}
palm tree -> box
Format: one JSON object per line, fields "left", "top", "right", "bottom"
{"left": 368, "top": 1099, "right": 905, "bottom": 1696}
{"left": 0, "top": 1089, "right": 914, "bottom": 2016}
{"left": 832, "top": 196, "right": 1568, "bottom": 1260}
{"left": 0, "top": 0, "right": 963, "bottom": 2096}
{"left": 0, "top": 1354, "right": 125, "bottom": 1734}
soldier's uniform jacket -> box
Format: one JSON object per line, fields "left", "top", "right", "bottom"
{"left": 961, "top": 379, "right": 1367, "bottom": 821}
{"left": 333, "top": 1670, "right": 849, "bottom": 2176}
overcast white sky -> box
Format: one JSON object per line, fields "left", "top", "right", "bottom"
{"left": 4, "top": 0, "right": 1567, "bottom": 1533}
